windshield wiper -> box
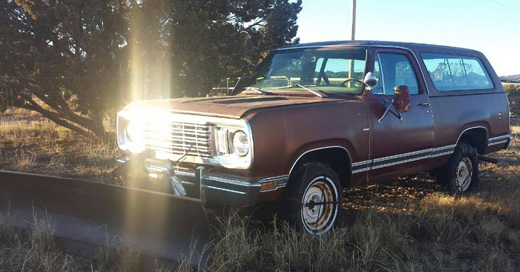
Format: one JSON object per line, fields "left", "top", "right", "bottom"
{"left": 296, "top": 84, "right": 324, "bottom": 98}
{"left": 279, "top": 84, "right": 324, "bottom": 98}
{"left": 245, "top": 86, "right": 270, "bottom": 95}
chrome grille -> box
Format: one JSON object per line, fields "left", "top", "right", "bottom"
{"left": 143, "top": 121, "right": 213, "bottom": 158}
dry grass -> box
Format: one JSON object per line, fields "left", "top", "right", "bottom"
{"left": 0, "top": 211, "right": 79, "bottom": 271}
{"left": 0, "top": 108, "right": 122, "bottom": 184}
{"left": 0, "top": 209, "right": 172, "bottom": 271}
{"left": 2, "top": 85, "right": 520, "bottom": 271}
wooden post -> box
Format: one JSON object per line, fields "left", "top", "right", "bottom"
{"left": 351, "top": 0, "right": 356, "bottom": 40}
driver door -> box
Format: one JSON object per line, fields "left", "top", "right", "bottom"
{"left": 365, "top": 48, "right": 434, "bottom": 183}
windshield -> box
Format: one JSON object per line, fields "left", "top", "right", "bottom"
{"left": 247, "top": 49, "right": 367, "bottom": 95}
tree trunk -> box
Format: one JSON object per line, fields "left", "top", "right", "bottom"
{"left": 13, "top": 95, "right": 109, "bottom": 141}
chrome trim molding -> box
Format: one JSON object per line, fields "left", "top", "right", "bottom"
{"left": 488, "top": 140, "right": 509, "bottom": 146}
{"left": 456, "top": 126, "right": 488, "bottom": 146}
{"left": 289, "top": 146, "right": 353, "bottom": 174}
{"left": 351, "top": 143, "right": 458, "bottom": 174}
{"left": 352, "top": 160, "right": 370, "bottom": 167}
{"left": 258, "top": 174, "right": 290, "bottom": 184}
{"left": 488, "top": 135, "right": 511, "bottom": 146}
{"left": 201, "top": 185, "right": 247, "bottom": 195}
{"left": 372, "top": 154, "right": 431, "bottom": 170}
{"left": 352, "top": 167, "right": 370, "bottom": 174}
{"left": 175, "top": 170, "right": 196, "bottom": 178}
{"left": 275, "top": 44, "right": 430, "bottom": 94}
{"left": 376, "top": 53, "right": 386, "bottom": 94}
{"left": 376, "top": 45, "right": 430, "bottom": 95}
{"left": 352, "top": 160, "right": 371, "bottom": 174}
{"left": 373, "top": 147, "right": 432, "bottom": 163}
{"left": 433, "top": 144, "right": 457, "bottom": 152}
{"left": 258, "top": 174, "right": 290, "bottom": 192}
{"left": 204, "top": 175, "right": 260, "bottom": 188}
{"left": 287, "top": 143, "right": 456, "bottom": 176}
{"left": 118, "top": 108, "right": 254, "bottom": 170}
{"left": 349, "top": 133, "right": 512, "bottom": 174}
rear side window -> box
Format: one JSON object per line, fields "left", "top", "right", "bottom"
{"left": 421, "top": 53, "right": 494, "bottom": 91}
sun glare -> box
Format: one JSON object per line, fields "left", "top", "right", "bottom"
{"left": 129, "top": 11, "right": 172, "bottom": 102}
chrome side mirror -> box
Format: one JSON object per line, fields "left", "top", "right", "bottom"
{"left": 363, "top": 72, "right": 378, "bottom": 91}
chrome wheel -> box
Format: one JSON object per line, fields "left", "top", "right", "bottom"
{"left": 456, "top": 157, "right": 473, "bottom": 192}
{"left": 301, "top": 176, "right": 339, "bottom": 235}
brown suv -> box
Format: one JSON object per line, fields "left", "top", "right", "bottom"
{"left": 114, "top": 41, "right": 511, "bottom": 234}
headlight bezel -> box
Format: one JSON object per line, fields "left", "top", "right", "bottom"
{"left": 212, "top": 125, "right": 253, "bottom": 168}
{"left": 116, "top": 109, "right": 146, "bottom": 154}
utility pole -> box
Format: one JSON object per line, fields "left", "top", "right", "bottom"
{"left": 348, "top": 0, "right": 356, "bottom": 87}
{"left": 351, "top": 0, "right": 356, "bottom": 40}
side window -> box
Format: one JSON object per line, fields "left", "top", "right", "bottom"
{"left": 421, "top": 53, "right": 494, "bottom": 91}
{"left": 378, "top": 53, "right": 420, "bottom": 95}
{"left": 371, "top": 57, "right": 384, "bottom": 94}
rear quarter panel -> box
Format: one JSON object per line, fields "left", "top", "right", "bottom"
{"left": 416, "top": 48, "right": 510, "bottom": 169}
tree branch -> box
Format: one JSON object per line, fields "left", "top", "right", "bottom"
{"left": 16, "top": 97, "right": 96, "bottom": 139}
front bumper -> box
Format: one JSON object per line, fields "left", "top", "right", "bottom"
{"left": 176, "top": 167, "right": 261, "bottom": 207}
{"left": 113, "top": 156, "right": 261, "bottom": 207}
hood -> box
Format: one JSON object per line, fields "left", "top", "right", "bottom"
{"left": 134, "top": 93, "right": 350, "bottom": 119}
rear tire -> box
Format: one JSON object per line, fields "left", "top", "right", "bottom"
{"left": 434, "top": 142, "right": 479, "bottom": 193}
{"left": 278, "top": 162, "right": 342, "bottom": 235}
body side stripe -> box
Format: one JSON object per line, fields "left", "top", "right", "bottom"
{"left": 372, "top": 148, "right": 433, "bottom": 163}
{"left": 350, "top": 143, "right": 457, "bottom": 174}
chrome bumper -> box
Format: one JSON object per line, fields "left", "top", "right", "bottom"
{"left": 114, "top": 157, "right": 261, "bottom": 207}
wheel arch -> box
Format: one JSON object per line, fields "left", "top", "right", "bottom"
{"left": 456, "top": 126, "right": 489, "bottom": 154}
{"left": 289, "top": 145, "right": 353, "bottom": 188}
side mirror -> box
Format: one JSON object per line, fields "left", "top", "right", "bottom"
{"left": 363, "top": 72, "right": 378, "bottom": 91}
{"left": 232, "top": 76, "right": 252, "bottom": 95}
{"left": 393, "top": 85, "right": 411, "bottom": 113}
{"left": 378, "top": 85, "right": 411, "bottom": 122}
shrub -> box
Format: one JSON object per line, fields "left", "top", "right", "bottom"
{"left": 504, "top": 83, "right": 520, "bottom": 117}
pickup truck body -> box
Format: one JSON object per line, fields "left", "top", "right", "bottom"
{"left": 115, "top": 41, "right": 511, "bottom": 234}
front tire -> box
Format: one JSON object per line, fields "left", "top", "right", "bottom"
{"left": 278, "top": 162, "right": 342, "bottom": 235}
{"left": 434, "top": 142, "right": 479, "bottom": 193}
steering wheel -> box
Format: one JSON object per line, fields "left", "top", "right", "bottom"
{"left": 340, "top": 78, "right": 364, "bottom": 87}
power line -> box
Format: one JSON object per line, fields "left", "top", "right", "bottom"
{"left": 490, "top": 0, "right": 520, "bottom": 14}
{"left": 298, "top": 0, "right": 313, "bottom": 19}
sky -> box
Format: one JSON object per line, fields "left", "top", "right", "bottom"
{"left": 294, "top": 0, "right": 520, "bottom": 76}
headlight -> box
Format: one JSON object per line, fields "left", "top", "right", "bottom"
{"left": 117, "top": 109, "right": 145, "bottom": 154}
{"left": 232, "top": 130, "right": 249, "bottom": 156}
{"left": 126, "top": 119, "right": 143, "bottom": 142}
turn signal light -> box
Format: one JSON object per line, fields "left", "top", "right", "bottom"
{"left": 261, "top": 182, "right": 277, "bottom": 191}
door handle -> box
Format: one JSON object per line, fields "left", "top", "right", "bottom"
{"left": 418, "top": 102, "right": 431, "bottom": 108}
